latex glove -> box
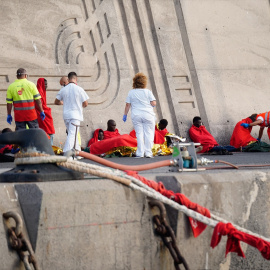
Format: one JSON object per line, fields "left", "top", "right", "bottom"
{"left": 40, "top": 111, "right": 46, "bottom": 121}
{"left": 11, "top": 148, "right": 20, "bottom": 154}
{"left": 123, "top": 115, "right": 127, "bottom": 122}
{"left": 241, "top": 123, "right": 250, "bottom": 128}
{"left": 7, "top": 115, "right": 12, "bottom": 125}
{"left": 257, "top": 138, "right": 261, "bottom": 142}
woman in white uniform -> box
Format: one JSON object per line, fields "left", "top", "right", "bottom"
{"left": 123, "top": 73, "right": 156, "bottom": 158}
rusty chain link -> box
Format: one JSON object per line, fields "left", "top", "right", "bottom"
{"left": 3, "top": 211, "right": 39, "bottom": 270}
{"left": 149, "top": 200, "right": 190, "bottom": 270}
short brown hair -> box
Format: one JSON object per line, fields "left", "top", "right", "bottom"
{"left": 133, "top": 72, "right": 147, "bottom": 89}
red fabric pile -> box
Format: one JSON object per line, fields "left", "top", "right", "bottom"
{"left": 211, "top": 222, "right": 270, "bottom": 260}
{"left": 230, "top": 117, "right": 256, "bottom": 148}
{"left": 103, "top": 129, "right": 121, "bottom": 139}
{"left": 0, "top": 145, "right": 13, "bottom": 154}
{"left": 90, "top": 134, "right": 137, "bottom": 155}
{"left": 189, "top": 125, "right": 218, "bottom": 153}
{"left": 125, "top": 170, "right": 210, "bottom": 237}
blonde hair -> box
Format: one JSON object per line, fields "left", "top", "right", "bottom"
{"left": 133, "top": 72, "right": 147, "bottom": 89}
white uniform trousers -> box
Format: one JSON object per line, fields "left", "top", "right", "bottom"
{"left": 132, "top": 114, "right": 155, "bottom": 157}
{"left": 63, "top": 119, "right": 81, "bottom": 152}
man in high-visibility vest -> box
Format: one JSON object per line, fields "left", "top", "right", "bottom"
{"left": 6, "top": 68, "right": 46, "bottom": 130}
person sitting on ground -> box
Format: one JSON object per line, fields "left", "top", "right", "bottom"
{"left": 230, "top": 114, "right": 258, "bottom": 148}
{"left": 35, "top": 78, "right": 55, "bottom": 145}
{"left": 240, "top": 111, "right": 270, "bottom": 141}
{"left": 189, "top": 116, "right": 236, "bottom": 154}
{"left": 103, "top": 120, "right": 121, "bottom": 140}
{"left": 0, "top": 128, "right": 19, "bottom": 162}
{"left": 236, "top": 112, "right": 270, "bottom": 152}
{"left": 87, "top": 129, "right": 104, "bottom": 147}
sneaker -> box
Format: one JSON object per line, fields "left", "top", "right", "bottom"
{"left": 145, "top": 155, "right": 154, "bottom": 158}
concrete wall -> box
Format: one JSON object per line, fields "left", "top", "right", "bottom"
{"left": 1, "top": 169, "right": 270, "bottom": 269}
{"left": 0, "top": 0, "right": 269, "bottom": 144}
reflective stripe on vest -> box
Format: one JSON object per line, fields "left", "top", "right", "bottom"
{"left": 13, "top": 99, "right": 37, "bottom": 122}
{"left": 265, "top": 112, "right": 269, "bottom": 126}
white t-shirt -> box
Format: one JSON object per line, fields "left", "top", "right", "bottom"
{"left": 126, "top": 88, "right": 156, "bottom": 117}
{"left": 56, "top": 83, "right": 89, "bottom": 121}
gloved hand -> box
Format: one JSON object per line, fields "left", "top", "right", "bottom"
{"left": 7, "top": 115, "right": 12, "bottom": 125}
{"left": 123, "top": 115, "right": 127, "bottom": 122}
{"left": 40, "top": 111, "right": 46, "bottom": 121}
{"left": 241, "top": 123, "right": 250, "bottom": 128}
{"left": 257, "top": 138, "right": 261, "bottom": 142}
{"left": 11, "top": 148, "right": 20, "bottom": 154}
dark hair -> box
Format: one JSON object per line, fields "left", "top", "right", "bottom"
{"left": 249, "top": 114, "right": 257, "bottom": 122}
{"left": 193, "top": 116, "right": 201, "bottom": 123}
{"left": 16, "top": 68, "right": 27, "bottom": 77}
{"left": 159, "top": 119, "right": 168, "bottom": 126}
{"left": 2, "top": 128, "right": 12, "bottom": 133}
{"left": 133, "top": 72, "right": 147, "bottom": 89}
{"left": 68, "top": 72, "right": 77, "bottom": 80}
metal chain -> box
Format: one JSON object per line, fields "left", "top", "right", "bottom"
{"left": 3, "top": 211, "right": 39, "bottom": 270}
{"left": 149, "top": 200, "right": 190, "bottom": 270}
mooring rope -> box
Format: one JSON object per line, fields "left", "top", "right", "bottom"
{"left": 15, "top": 156, "right": 270, "bottom": 242}
{"left": 56, "top": 159, "right": 270, "bottom": 242}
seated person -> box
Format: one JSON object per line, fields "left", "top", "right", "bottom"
{"left": 240, "top": 111, "right": 270, "bottom": 141}
{"left": 189, "top": 116, "right": 235, "bottom": 154}
{"left": 87, "top": 129, "right": 104, "bottom": 147}
{"left": 230, "top": 114, "right": 257, "bottom": 148}
{"left": 0, "top": 128, "right": 19, "bottom": 162}
{"left": 103, "top": 120, "right": 121, "bottom": 139}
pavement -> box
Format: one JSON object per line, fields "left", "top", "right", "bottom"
{"left": 1, "top": 151, "right": 270, "bottom": 176}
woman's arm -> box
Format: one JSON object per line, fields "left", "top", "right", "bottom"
{"left": 124, "top": 103, "right": 131, "bottom": 115}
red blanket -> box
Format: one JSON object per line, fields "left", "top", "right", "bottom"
{"left": 87, "top": 129, "right": 103, "bottom": 147}
{"left": 230, "top": 118, "right": 256, "bottom": 148}
{"left": 211, "top": 222, "right": 270, "bottom": 260}
{"left": 189, "top": 125, "right": 218, "bottom": 153}
{"left": 35, "top": 78, "right": 55, "bottom": 135}
{"left": 125, "top": 170, "right": 210, "bottom": 237}
{"left": 103, "top": 129, "right": 121, "bottom": 140}
{"left": 90, "top": 134, "right": 137, "bottom": 155}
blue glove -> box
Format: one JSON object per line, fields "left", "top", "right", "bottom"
{"left": 123, "top": 115, "right": 127, "bottom": 122}
{"left": 241, "top": 123, "right": 250, "bottom": 128}
{"left": 40, "top": 111, "right": 46, "bottom": 121}
{"left": 11, "top": 148, "right": 20, "bottom": 154}
{"left": 257, "top": 138, "right": 261, "bottom": 142}
{"left": 7, "top": 115, "right": 12, "bottom": 125}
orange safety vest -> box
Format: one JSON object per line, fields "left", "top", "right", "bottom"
{"left": 256, "top": 112, "right": 270, "bottom": 127}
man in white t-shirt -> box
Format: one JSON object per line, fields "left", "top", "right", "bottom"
{"left": 55, "top": 72, "right": 89, "bottom": 153}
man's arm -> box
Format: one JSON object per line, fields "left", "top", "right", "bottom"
{"left": 7, "top": 103, "right": 12, "bottom": 115}
{"left": 82, "top": 100, "right": 88, "bottom": 108}
{"left": 35, "top": 99, "right": 44, "bottom": 112}
{"left": 54, "top": 98, "right": 63, "bottom": 105}
{"left": 249, "top": 119, "right": 263, "bottom": 126}
{"left": 258, "top": 126, "right": 265, "bottom": 140}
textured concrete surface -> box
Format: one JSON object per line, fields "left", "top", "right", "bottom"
{"left": 1, "top": 0, "right": 269, "bottom": 147}
{"left": 1, "top": 156, "right": 270, "bottom": 269}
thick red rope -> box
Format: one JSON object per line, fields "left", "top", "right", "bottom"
{"left": 126, "top": 171, "right": 270, "bottom": 260}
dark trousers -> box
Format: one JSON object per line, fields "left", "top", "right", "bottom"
{"left": 15, "top": 119, "right": 39, "bottom": 130}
